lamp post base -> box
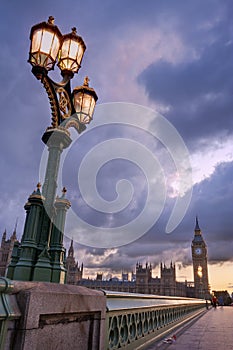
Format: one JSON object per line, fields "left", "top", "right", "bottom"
{"left": 51, "top": 265, "right": 66, "bottom": 284}
{"left": 33, "top": 246, "right": 52, "bottom": 282}
{"left": 13, "top": 259, "right": 34, "bottom": 281}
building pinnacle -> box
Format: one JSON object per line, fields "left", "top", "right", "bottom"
{"left": 195, "top": 216, "right": 201, "bottom": 232}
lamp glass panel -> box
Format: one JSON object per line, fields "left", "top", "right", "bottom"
{"left": 81, "top": 114, "right": 91, "bottom": 124}
{"left": 31, "top": 29, "right": 42, "bottom": 53}
{"left": 77, "top": 46, "right": 84, "bottom": 65}
{"left": 89, "top": 98, "right": 96, "bottom": 117}
{"left": 40, "top": 53, "right": 47, "bottom": 66}
{"left": 65, "top": 59, "right": 70, "bottom": 69}
{"left": 50, "top": 35, "right": 60, "bottom": 60}
{"left": 82, "top": 95, "right": 91, "bottom": 114}
{"left": 63, "top": 59, "right": 69, "bottom": 70}
{"left": 61, "top": 39, "right": 70, "bottom": 58}
{"left": 73, "top": 92, "right": 83, "bottom": 112}
{"left": 69, "top": 40, "right": 79, "bottom": 59}
{"left": 40, "top": 31, "right": 54, "bottom": 54}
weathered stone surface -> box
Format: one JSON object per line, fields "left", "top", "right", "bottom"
{"left": 9, "top": 281, "right": 106, "bottom": 350}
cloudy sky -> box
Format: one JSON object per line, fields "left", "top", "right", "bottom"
{"left": 0, "top": 0, "right": 233, "bottom": 293}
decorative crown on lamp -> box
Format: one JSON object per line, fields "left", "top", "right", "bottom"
{"left": 57, "top": 27, "right": 86, "bottom": 75}
{"left": 73, "top": 76, "right": 98, "bottom": 124}
{"left": 28, "top": 16, "right": 62, "bottom": 72}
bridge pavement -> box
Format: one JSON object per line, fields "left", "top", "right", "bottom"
{"left": 145, "top": 306, "right": 233, "bottom": 350}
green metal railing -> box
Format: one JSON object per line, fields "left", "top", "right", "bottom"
{"left": 105, "top": 291, "right": 207, "bottom": 350}
{"left": 0, "top": 278, "right": 21, "bottom": 350}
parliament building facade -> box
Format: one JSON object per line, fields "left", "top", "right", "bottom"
{"left": 69, "top": 218, "right": 211, "bottom": 298}
{"left": 1, "top": 218, "right": 210, "bottom": 298}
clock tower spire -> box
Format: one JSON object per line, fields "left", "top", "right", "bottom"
{"left": 195, "top": 216, "right": 200, "bottom": 231}
{"left": 191, "top": 217, "right": 210, "bottom": 299}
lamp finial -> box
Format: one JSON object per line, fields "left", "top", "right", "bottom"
{"left": 72, "top": 27, "right": 77, "bottom": 34}
{"left": 84, "top": 76, "right": 90, "bottom": 86}
{"left": 48, "top": 16, "right": 55, "bottom": 25}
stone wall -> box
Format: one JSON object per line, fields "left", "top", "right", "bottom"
{"left": 5, "top": 281, "right": 106, "bottom": 350}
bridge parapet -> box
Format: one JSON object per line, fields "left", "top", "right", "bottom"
{"left": 105, "top": 291, "right": 207, "bottom": 350}
{"left": 0, "top": 280, "right": 208, "bottom": 350}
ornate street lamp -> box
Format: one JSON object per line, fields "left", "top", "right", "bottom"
{"left": 73, "top": 76, "right": 98, "bottom": 124}
{"left": 28, "top": 16, "right": 98, "bottom": 128}
{"left": 58, "top": 27, "right": 86, "bottom": 75}
{"left": 8, "top": 17, "right": 98, "bottom": 284}
{"left": 29, "top": 16, "right": 62, "bottom": 72}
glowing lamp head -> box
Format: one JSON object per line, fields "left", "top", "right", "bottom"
{"left": 73, "top": 77, "right": 98, "bottom": 124}
{"left": 28, "top": 16, "right": 62, "bottom": 72}
{"left": 57, "top": 27, "right": 86, "bottom": 75}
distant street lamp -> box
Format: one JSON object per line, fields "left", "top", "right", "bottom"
{"left": 7, "top": 16, "right": 98, "bottom": 283}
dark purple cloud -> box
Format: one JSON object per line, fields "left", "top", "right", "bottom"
{"left": 138, "top": 28, "right": 233, "bottom": 150}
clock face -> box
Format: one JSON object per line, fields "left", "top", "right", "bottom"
{"left": 195, "top": 247, "right": 202, "bottom": 255}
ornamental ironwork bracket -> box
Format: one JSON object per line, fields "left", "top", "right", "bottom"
{"left": 31, "top": 66, "right": 75, "bottom": 128}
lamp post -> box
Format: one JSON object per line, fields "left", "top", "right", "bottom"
{"left": 7, "top": 16, "right": 98, "bottom": 283}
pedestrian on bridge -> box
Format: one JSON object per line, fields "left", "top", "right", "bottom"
{"left": 212, "top": 295, "right": 218, "bottom": 308}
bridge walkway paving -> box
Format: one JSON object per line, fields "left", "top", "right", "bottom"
{"left": 144, "top": 306, "right": 233, "bottom": 350}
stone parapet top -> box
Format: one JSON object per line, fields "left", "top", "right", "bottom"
{"left": 11, "top": 280, "right": 105, "bottom": 296}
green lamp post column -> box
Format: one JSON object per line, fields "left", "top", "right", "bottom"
{"left": 38, "top": 128, "right": 72, "bottom": 251}
{"left": 32, "top": 129, "right": 71, "bottom": 282}
{"left": 50, "top": 188, "right": 71, "bottom": 283}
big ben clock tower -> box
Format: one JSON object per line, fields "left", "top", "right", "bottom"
{"left": 191, "top": 217, "right": 210, "bottom": 298}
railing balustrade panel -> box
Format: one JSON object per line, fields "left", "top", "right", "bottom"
{"left": 105, "top": 291, "right": 207, "bottom": 350}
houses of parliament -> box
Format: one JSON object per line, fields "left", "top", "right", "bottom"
{"left": 0, "top": 218, "right": 210, "bottom": 299}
